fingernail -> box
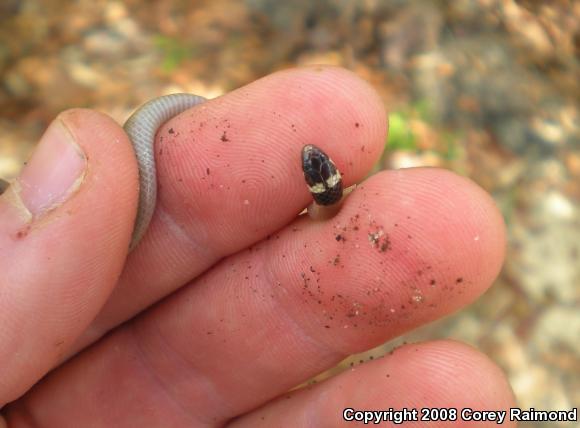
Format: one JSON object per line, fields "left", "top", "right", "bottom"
{"left": 18, "top": 118, "right": 86, "bottom": 217}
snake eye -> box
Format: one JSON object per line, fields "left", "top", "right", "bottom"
{"left": 301, "top": 144, "right": 343, "bottom": 206}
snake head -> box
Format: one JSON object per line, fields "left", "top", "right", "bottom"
{"left": 301, "top": 144, "right": 343, "bottom": 206}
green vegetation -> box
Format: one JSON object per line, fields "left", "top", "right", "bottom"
{"left": 441, "top": 130, "right": 460, "bottom": 161}
{"left": 153, "top": 35, "right": 191, "bottom": 72}
{"left": 387, "top": 111, "right": 417, "bottom": 151}
{"left": 386, "top": 101, "right": 461, "bottom": 161}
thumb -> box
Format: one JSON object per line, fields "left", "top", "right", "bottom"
{"left": 0, "top": 109, "right": 138, "bottom": 405}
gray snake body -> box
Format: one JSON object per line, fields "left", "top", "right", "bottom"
{"left": 123, "top": 93, "right": 206, "bottom": 249}
{"left": 123, "top": 93, "right": 342, "bottom": 250}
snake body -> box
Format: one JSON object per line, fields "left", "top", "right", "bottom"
{"left": 123, "top": 93, "right": 342, "bottom": 250}
{"left": 123, "top": 93, "right": 206, "bottom": 249}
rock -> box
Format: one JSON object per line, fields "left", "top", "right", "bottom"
{"left": 533, "top": 307, "right": 580, "bottom": 361}
{"left": 507, "top": 186, "right": 579, "bottom": 303}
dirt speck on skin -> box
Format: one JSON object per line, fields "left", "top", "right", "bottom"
{"left": 412, "top": 293, "right": 424, "bottom": 303}
{"left": 368, "top": 231, "right": 381, "bottom": 247}
{"left": 379, "top": 236, "right": 391, "bottom": 252}
{"left": 368, "top": 229, "right": 391, "bottom": 252}
{"left": 168, "top": 128, "right": 175, "bottom": 134}
{"left": 309, "top": 211, "right": 438, "bottom": 330}
{"left": 15, "top": 225, "right": 31, "bottom": 240}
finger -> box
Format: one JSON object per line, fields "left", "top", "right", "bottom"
{"left": 70, "top": 66, "right": 388, "bottom": 354}
{"left": 231, "top": 341, "right": 517, "bottom": 427}
{"left": 0, "top": 109, "right": 138, "bottom": 404}
{"left": 6, "top": 168, "right": 506, "bottom": 425}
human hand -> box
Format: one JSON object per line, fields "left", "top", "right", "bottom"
{"left": 0, "top": 67, "right": 515, "bottom": 427}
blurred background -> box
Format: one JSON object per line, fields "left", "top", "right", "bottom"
{"left": 0, "top": 0, "right": 578, "bottom": 424}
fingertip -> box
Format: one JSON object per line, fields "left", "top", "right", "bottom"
{"left": 59, "top": 107, "right": 139, "bottom": 238}
{"left": 357, "top": 167, "right": 507, "bottom": 298}
{"left": 251, "top": 65, "right": 389, "bottom": 182}
{"left": 389, "top": 340, "right": 516, "bottom": 407}
{"left": 30, "top": 108, "right": 139, "bottom": 251}
{"left": 236, "top": 340, "right": 516, "bottom": 427}
{"left": 413, "top": 168, "right": 507, "bottom": 287}
{"left": 272, "top": 167, "right": 507, "bottom": 353}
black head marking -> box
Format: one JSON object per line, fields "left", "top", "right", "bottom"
{"left": 301, "top": 144, "right": 343, "bottom": 206}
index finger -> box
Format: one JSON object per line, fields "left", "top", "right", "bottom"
{"left": 69, "top": 66, "right": 388, "bottom": 355}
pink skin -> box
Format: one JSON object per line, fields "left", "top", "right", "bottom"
{"left": 0, "top": 67, "right": 514, "bottom": 427}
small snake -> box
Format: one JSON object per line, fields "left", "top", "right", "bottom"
{"left": 125, "top": 94, "right": 344, "bottom": 249}
{"left": 123, "top": 93, "right": 206, "bottom": 249}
